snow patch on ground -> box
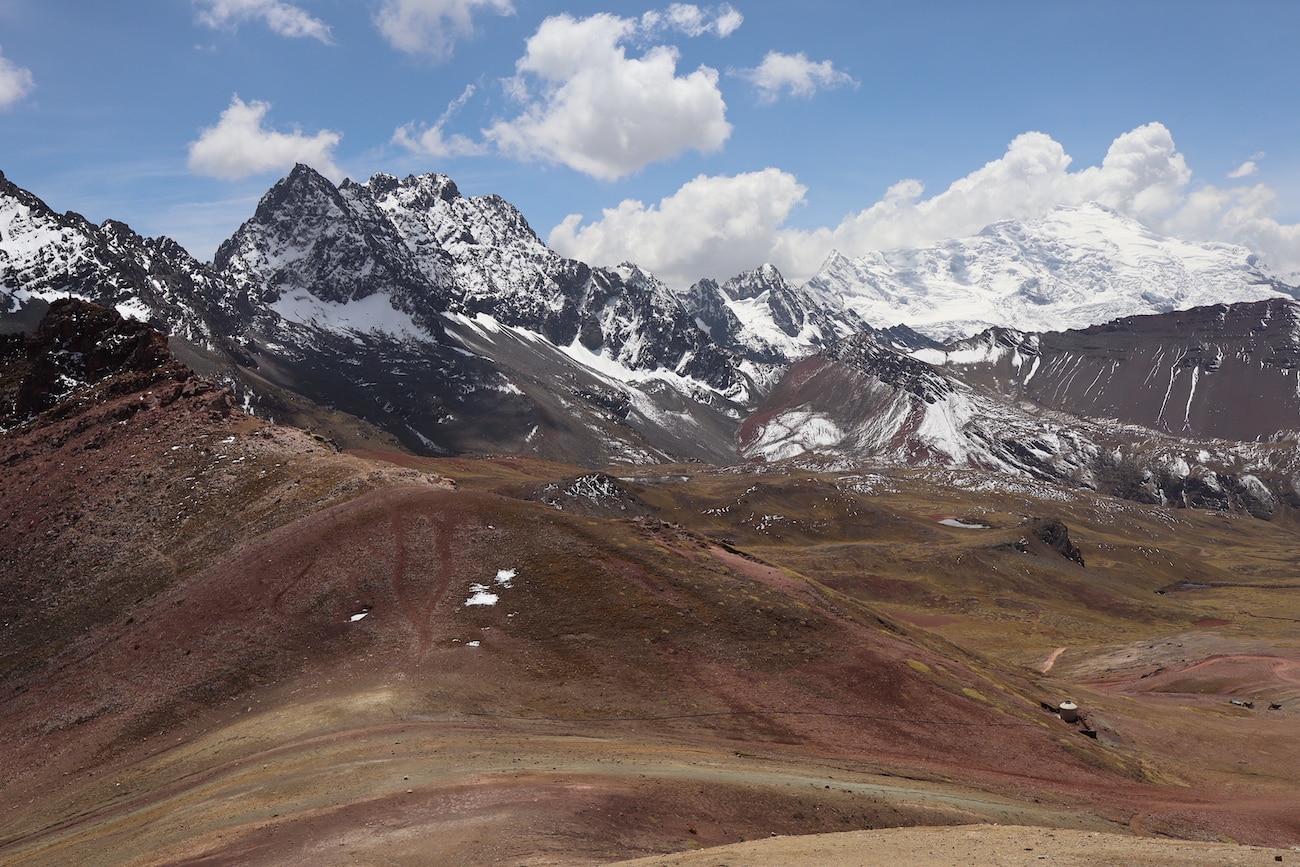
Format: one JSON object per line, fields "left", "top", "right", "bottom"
{"left": 745, "top": 410, "right": 846, "bottom": 462}
{"left": 115, "top": 296, "right": 153, "bottom": 322}
{"left": 464, "top": 567, "right": 518, "bottom": 606}
{"left": 464, "top": 585, "right": 499, "bottom": 606}
{"left": 937, "top": 517, "right": 989, "bottom": 529}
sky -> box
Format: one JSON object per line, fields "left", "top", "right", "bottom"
{"left": 3, "top": 1, "right": 1300, "bottom": 289}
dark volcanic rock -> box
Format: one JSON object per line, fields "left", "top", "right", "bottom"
{"left": 1028, "top": 517, "right": 1085, "bottom": 566}
{"left": 11, "top": 298, "right": 186, "bottom": 420}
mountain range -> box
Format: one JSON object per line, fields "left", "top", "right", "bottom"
{"left": 5, "top": 164, "right": 1300, "bottom": 516}
{"left": 5, "top": 165, "right": 1300, "bottom": 864}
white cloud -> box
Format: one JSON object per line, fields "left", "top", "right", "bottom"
{"left": 0, "top": 45, "right": 34, "bottom": 108}
{"left": 194, "top": 0, "right": 333, "bottom": 42}
{"left": 485, "top": 12, "right": 731, "bottom": 181}
{"left": 552, "top": 122, "right": 1300, "bottom": 287}
{"left": 736, "top": 51, "right": 857, "bottom": 103}
{"left": 1228, "top": 153, "right": 1264, "bottom": 179}
{"left": 713, "top": 6, "right": 744, "bottom": 37}
{"left": 549, "top": 168, "right": 806, "bottom": 286}
{"left": 374, "top": 0, "right": 514, "bottom": 61}
{"left": 1228, "top": 160, "right": 1257, "bottom": 179}
{"left": 773, "top": 123, "right": 1203, "bottom": 278}
{"left": 393, "top": 84, "right": 486, "bottom": 158}
{"left": 188, "top": 96, "right": 342, "bottom": 181}
{"left": 642, "top": 3, "right": 743, "bottom": 37}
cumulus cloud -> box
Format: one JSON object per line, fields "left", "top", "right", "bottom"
{"left": 736, "top": 51, "right": 857, "bottom": 103}
{"left": 804, "top": 122, "right": 1192, "bottom": 263}
{"left": 0, "top": 45, "right": 34, "bottom": 108}
{"left": 553, "top": 122, "right": 1300, "bottom": 287}
{"left": 188, "top": 96, "right": 342, "bottom": 181}
{"left": 485, "top": 12, "right": 731, "bottom": 181}
{"left": 374, "top": 0, "right": 513, "bottom": 61}
{"left": 194, "top": 0, "right": 333, "bottom": 42}
{"left": 549, "top": 169, "right": 806, "bottom": 287}
{"left": 393, "top": 84, "right": 486, "bottom": 158}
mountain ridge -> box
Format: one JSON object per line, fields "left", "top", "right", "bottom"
{"left": 5, "top": 165, "right": 1300, "bottom": 515}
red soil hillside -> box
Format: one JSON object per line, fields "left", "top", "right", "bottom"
{"left": 3, "top": 302, "right": 1300, "bottom": 864}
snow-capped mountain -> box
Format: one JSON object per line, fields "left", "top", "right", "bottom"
{"left": 0, "top": 167, "right": 788, "bottom": 462}
{"left": 8, "top": 163, "right": 1300, "bottom": 516}
{"left": 1, "top": 170, "right": 180, "bottom": 331}
{"left": 0, "top": 170, "right": 241, "bottom": 349}
{"left": 215, "top": 165, "right": 745, "bottom": 389}
{"left": 683, "top": 263, "right": 863, "bottom": 366}
{"left": 805, "top": 203, "right": 1298, "bottom": 340}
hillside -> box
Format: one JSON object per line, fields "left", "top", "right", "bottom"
{"left": 2, "top": 302, "right": 1300, "bottom": 865}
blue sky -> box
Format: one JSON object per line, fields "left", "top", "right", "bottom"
{"left": 3, "top": 1, "right": 1300, "bottom": 287}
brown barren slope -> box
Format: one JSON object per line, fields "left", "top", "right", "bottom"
{"left": 2, "top": 304, "right": 1300, "bottom": 864}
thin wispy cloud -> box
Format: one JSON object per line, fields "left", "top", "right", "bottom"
{"left": 1228, "top": 152, "right": 1265, "bottom": 179}
{"left": 373, "top": 0, "right": 514, "bottom": 61}
{"left": 393, "top": 84, "right": 487, "bottom": 158}
{"left": 641, "top": 3, "right": 743, "bottom": 38}
{"left": 194, "top": 0, "right": 333, "bottom": 42}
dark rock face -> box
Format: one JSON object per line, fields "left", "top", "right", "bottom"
{"left": 12, "top": 299, "right": 181, "bottom": 418}
{"left": 1029, "top": 517, "right": 1085, "bottom": 567}
{"left": 828, "top": 332, "right": 953, "bottom": 405}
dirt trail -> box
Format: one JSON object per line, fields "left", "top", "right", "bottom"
{"left": 1040, "top": 646, "right": 1067, "bottom": 674}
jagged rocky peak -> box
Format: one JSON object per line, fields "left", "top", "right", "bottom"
{"left": 247, "top": 163, "right": 345, "bottom": 231}
{"left": 722, "top": 262, "right": 788, "bottom": 300}
{"left": 612, "top": 261, "right": 659, "bottom": 288}
{"left": 680, "top": 276, "right": 741, "bottom": 343}
{"left": 722, "top": 264, "right": 813, "bottom": 339}
{"left": 360, "top": 170, "right": 460, "bottom": 204}
{"left": 919, "top": 326, "right": 1039, "bottom": 364}
{"left": 215, "top": 163, "right": 434, "bottom": 306}
{"left": 365, "top": 170, "right": 546, "bottom": 254}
